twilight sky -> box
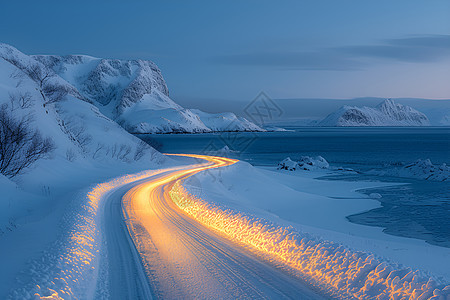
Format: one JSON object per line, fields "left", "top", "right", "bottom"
{"left": 1, "top": 0, "right": 449, "bottom": 108}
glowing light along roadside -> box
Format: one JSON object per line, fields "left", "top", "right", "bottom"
{"left": 121, "top": 154, "right": 242, "bottom": 298}
{"left": 168, "top": 155, "right": 450, "bottom": 300}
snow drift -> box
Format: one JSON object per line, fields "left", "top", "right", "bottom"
{"left": 171, "top": 181, "right": 450, "bottom": 300}
{"left": 278, "top": 156, "right": 330, "bottom": 171}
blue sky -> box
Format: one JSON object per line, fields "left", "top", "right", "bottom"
{"left": 1, "top": 0, "right": 449, "bottom": 108}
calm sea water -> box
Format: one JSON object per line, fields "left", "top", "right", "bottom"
{"left": 137, "top": 127, "right": 450, "bottom": 247}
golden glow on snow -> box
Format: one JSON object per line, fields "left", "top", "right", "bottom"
{"left": 34, "top": 169, "right": 164, "bottom": 299}
{"left": 32, "top": 154, "right": 447, "bottom": 299}
{"left": 166, "top": 155, "right": 445, "bottom": 300}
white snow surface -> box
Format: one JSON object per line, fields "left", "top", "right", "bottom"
{"left": 319, "top": 99, "right": 431, "bottom": 126}
{"left": 32, "top": 52, "right": 263, "bottom": 134}
{"left": 184, "top": 161, "right": 450, "bottom": 299}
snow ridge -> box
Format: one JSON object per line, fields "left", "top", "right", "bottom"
{"left": 319, "top": 99, "right": 430, "bottom": 126}
{"left": 171, "top": 182, "right": 450, "bottom": 300}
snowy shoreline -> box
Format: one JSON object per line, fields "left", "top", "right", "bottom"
{"left": 183, "top": 161, "right": 450, "bottom": 284}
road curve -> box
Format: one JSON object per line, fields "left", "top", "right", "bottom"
{"left": 104, "top": 154, "right": 327, "bottom": 299}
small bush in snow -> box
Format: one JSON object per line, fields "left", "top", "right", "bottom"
{"left": 92, "top": 143, "right": 105, "bottom": 159}
{"left": 42, "top": 83, "right": 69, "bottom": 107}
{"left": 0, "top": 106, "right": 55, "bottom": 177}
{"left": 67, "top": 122, "right": 92, "bottom": 151}
{"left": 9, "top": 92, "right": 33, "bottom": 110}
{"left": 66, "top": 148, "right": 77, "bottom": 162}
{"left": 134, "top": 141, "right": 148, "bottom": 161}
{"left": 117, "top": 144, "right": 132, "bottom": 161}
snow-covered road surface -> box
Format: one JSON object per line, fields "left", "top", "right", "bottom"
{"left": 113, "top": 154, "right": 326, "bottom": 299}
{"left": 102, "top": 182, "right": 154, "bottom": 299}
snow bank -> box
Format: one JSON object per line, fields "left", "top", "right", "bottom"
{"left": 170, "top": 182, "right": 450, "bottom": 299}
{"left": 278, "top": 155, "right": 448, "bottom": 182}
{"left": 277, "top": 157, "right": 300, "bottom": 171}
{"left": 278, "top": 156, "right": 329, "bottom": 171}
{"left": 370, "top": 159, "right": 449, "bottom": 182}
{"left": 9, "top": 170, "right": 157, "bottom": 299}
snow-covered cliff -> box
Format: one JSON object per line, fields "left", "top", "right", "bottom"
{"left": 0, "top": 43, "right": 163, "bottom": 166}
{"left": 33, "top": 54, "right": 263, "bottom": 133}
{"left": 318, "top": 99, "right": 430, "bottom": 126}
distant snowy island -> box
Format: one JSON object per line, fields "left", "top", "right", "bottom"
{"left": 262, "top": 98, "right": 450, "bottom": 128}
{"left": 319, "top": 99, "right": 431, "bottom": 127}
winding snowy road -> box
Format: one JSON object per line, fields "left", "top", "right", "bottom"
{"left": 102, "top": 154, "right": 326, "bottom": 299}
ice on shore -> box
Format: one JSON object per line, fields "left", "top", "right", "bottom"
{"left": 278, "top": 154, "right": 448, "bottom": 182}
{"left": 182, "top": 162, "right": 450, "bottom": 299}
{"left": 371, "top": 159, "right": 449, "bottom": 182}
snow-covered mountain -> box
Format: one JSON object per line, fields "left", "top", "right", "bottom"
{"left": 33, "top": 54, "right": 263, "bottom": 133}
{"left": 318, "top": 99, "right": 430, "bottom": 126}
{"left": 0, "top": 42, "right": 169, "bottom": 244}
{"left": 0, "top": 43, "right": 164, "bottom": 180}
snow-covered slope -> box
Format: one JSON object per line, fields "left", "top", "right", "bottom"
{"left": 0, "top": 44, "right": 163, "bottom": 166}
{"left": 0, "top": 44, "right": 170, "bottom": 297}
{"left": 33, "top": 54, "right": 263, "bottom": 133}
{"left": 319, "top": 99, "right": 430, "bottom": 126}
{"left": 0, "top": 43, "right": 165, "bottom": 224}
